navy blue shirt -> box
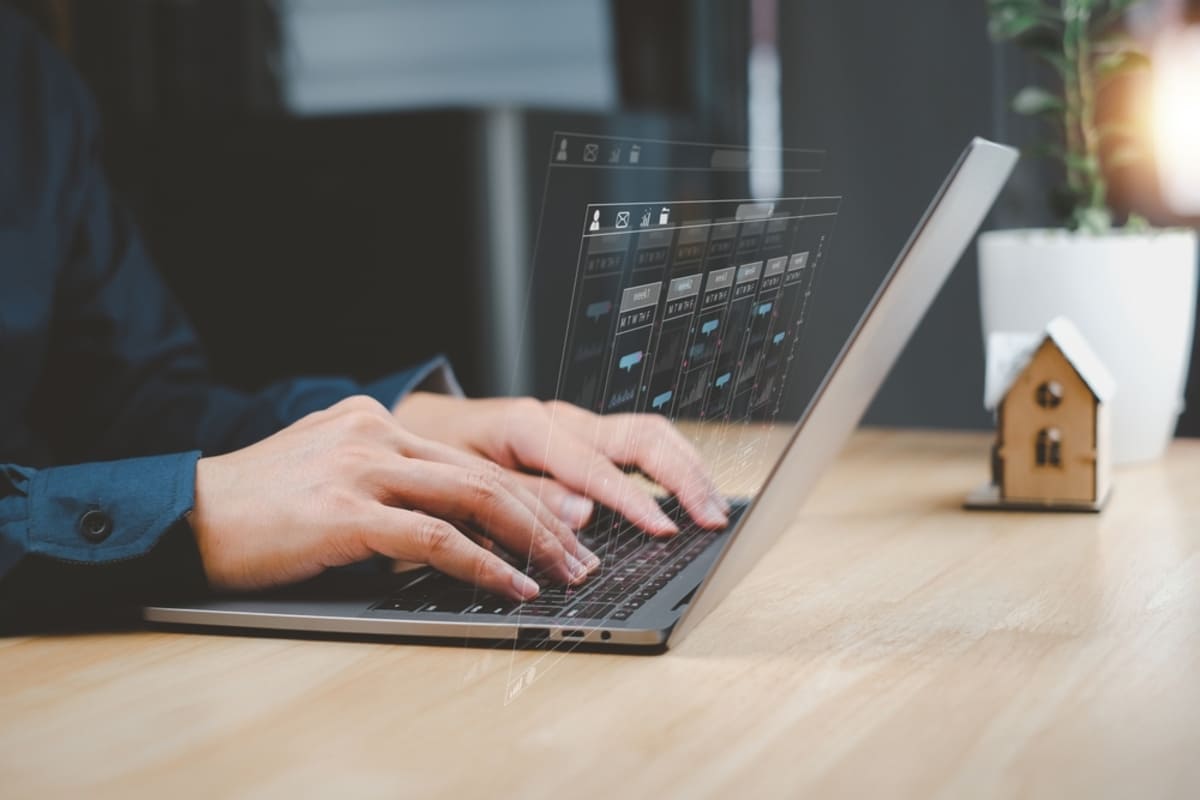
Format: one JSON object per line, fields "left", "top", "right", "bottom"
{"left": 0, "top": 8, "right": 454, "bottom": 625}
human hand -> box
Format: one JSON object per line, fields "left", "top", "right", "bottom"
{"left": 189, "top": 396, "right": 598, "bottom": 599}
{"left": 391, "top": 394, "right": 730, "bottom": 534}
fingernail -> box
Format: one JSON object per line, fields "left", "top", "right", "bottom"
{"left": 578, "top": 544, "right": 601, "bottom": 570}
{"left": 565, "top": 553, "right": 588, "bottom": 581}
{"left": 649, "top": 506, "right": 679, "bottom": 535}
{"left": 702, "top": 498, "right": 729, "bottom": 527}
{"left": 715, "top": 493, "right": 732, "bottom": 514}
{"left": 560, "top": 495, "right": 595, "bottom": 527}
{"left": 510, "top": 571, "right": 540, "bottom": 600}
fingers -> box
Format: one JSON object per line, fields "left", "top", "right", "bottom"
{"left": 598, "top": 414, "right": 729, "bottom": 527}
{"left": 396, "top": 429, "right": 597, "bottom": 566}
{"left": 507, "top": 415, "right": 680, "bottom": 536}
{"left": 363, "top": 509, "right": 541, "bottom": 601}
{"left": 509, "top": 472, "right": 596, "bottom": 529}
{"left": 494, "top": 473, "right": 600, "bottom": 572}
{"left": 380, "top": 459, "right": 591, "bottom": 585}
{"left": 314, "top": 397, "right": 598, "bottom": 585}
{"left": 541, "top": 403, "right": 727, "bottom": 530}
{"left": 398, "top": 434, "right": 599, "bottom": 571}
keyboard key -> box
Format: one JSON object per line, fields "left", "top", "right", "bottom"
{"left": 571, "top": 603, "right": 617, "bottom": 619}
{"left": 374, "top": 595, "right": 429, "bottom": 611}
{"left": 509, "top": 604, "right": 560, "bottom": 617}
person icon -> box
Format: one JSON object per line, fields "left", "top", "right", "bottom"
{"left": 556, "top": 139, "right": 569, "bottom": 162}
{"left": 589, "top": 209, "right": 600, "bottom": 231}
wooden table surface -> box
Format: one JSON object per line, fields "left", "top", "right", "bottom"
{"left": 2, "top": 429, "right": 1198, "bottom": 799}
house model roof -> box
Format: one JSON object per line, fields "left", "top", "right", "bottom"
{"left": 983, "top": 316, "right": 1117, "bottom": 411}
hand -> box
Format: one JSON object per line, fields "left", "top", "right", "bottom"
{"left": 391, "top": 394, "right": 730, "bottom": 534}
{"left": 189, "top": 396, "right": 599, "bottom": 599}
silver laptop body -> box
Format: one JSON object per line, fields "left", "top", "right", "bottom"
{"left": 144, "top": 138, "right": 1018, "bottom": 652}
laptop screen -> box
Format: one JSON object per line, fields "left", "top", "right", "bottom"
{"left": 518, "top": 132, "right": 843, "bottom": 502}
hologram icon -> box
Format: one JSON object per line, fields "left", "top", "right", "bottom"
{"left": 640, "top": 208, "right": 653, "bottom": 227}
{"left": 618, "top": 351, "right": 644, "bottom": 372}
{"left": 609, "top": 145, "right": 622, "bottom": 163}
{"left": 583, "top": 143, "right": 599, "bottom": 163}
{"left": 585, "top": 300, "right": 612, "bottom": 321}
{"left": 615, "top": 210, "right": 630, "bottom": 229}
{"left": 629, "top": 144, "right": 641, "bottom": 164}
{"left": 556, "top": 138, "right": 568, "bottom": 162}
{"left": 659, "top": 207, "right": 671, "bottom": 225}
{"left": 589, "top": 209, "right": 600, "bottom": 232}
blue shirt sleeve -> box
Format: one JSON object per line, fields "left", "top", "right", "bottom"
{"left": 0, "top": 10, "right": 463, "bottom": 625}
{"left": 0, "top": 357, "right": 459, "bottom": 628}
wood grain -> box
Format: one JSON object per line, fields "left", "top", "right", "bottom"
{"left": 1, "top": 429, "right": 1197, "bottom": 799}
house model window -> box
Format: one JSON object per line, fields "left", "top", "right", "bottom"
{"left": 1035, "top": 427, "right": 1062, "bottom": 467}
{"left": 1036, "top": 380, "right": 1063, "bottom": 409}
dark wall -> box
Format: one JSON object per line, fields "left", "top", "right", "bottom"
{"left": 63, "top": 1, "right": 489, "bottom": 394}
{"left": 780, "top": 0, "right": 1054, "bottom": 430}
{"left": 108, "top": 114, "right": 485, "bottom": 392}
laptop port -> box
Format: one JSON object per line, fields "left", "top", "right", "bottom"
{"left": 516, "top": 627, "right": 549, "bottom": 642}
{"left": 561, "top": 629, "right": 585, "bottom": 639}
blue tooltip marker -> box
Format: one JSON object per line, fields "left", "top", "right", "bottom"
{"left": 618, "top": 351, "right": 643, "bottom": 371}
{"left": 585, "top": 300, "right": 612, "bottom": 321}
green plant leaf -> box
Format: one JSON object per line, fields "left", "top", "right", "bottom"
{"left": 989, "top": 12, "right": 1046, "bottom": 40}
{"left": 1092, "top": 32, "right": 1139, "bottom": 54}
{"left": 1064, "top": 151, "right": 1102, "bottom": 175}
{"left": 1125, "top": 212, "right": 1150, "bottom": 232}
{"left": 987, "top": 0, "right": 1062, "bottom": 40}
{"left": 1095, "top": 48, "right": 1150, "bottom": 80}
{"left": 1012, "top": 86, "right": 1065, "bottom": 116}
{"left": 1035, "top": 48, "right": 1072, "bottom": 77}
{"left": 1071, "top": 206, "right": 1114, "bottom": 234}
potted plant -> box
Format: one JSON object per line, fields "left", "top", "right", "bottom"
{"left": 980, "top": 0, "right": 1197, "bottom": 463}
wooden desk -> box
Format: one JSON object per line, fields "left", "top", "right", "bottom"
{"left": 2, "top": 429, "right": 1198, "bottom": 798}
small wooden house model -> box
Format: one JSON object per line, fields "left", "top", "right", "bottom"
{"left": 967, "top": 316, "right": 1115, "bottom": 512}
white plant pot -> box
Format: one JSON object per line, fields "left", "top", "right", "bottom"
{"left": 978, "top": 228, "right": 1198, "bottom": 464}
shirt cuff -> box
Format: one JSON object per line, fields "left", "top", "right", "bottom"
{"left": 28, "top": 451, "right": 201, "bottom": 564}
{"left": 0, "top": 452, "right": 208, "bottom": 625}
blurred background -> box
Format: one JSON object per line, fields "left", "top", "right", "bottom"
{"left": 10, "top": 0, "right": 1200, "bottom": 434}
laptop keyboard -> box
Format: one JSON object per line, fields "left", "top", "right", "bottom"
{"left": 371, "top": 500, "right": 743, "bottom": 621}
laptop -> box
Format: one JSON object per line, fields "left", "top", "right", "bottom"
{"left": 144, "top": 137, "right": 1017, "bottom": 652}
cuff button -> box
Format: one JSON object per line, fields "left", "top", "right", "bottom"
{"left": 79, "top": 509, "right": 113, "bottom": 543}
